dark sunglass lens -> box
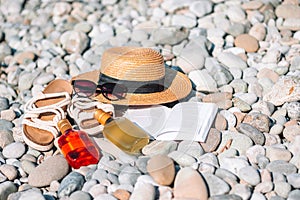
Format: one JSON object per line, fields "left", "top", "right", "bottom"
{"left": 101, "top": 83, "right": 127, "bottom": 100}
{"left": 73, "top": 80, "right": 97, "bottom": 97}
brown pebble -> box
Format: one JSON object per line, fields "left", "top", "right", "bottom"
{"left": 214, "top": 113, "right": 227, "bottom": 131}
{"left": 200, "top": 128, "right": 221, "bottom": 152}
{"left": 235, "top": 34, "right": 259, "bottom": 53}
{"left": 234, "top": 112, "right": 246, "bottom": 127}
{"left": 113, "top": 189, "right": 130, "bottom": 200}
{"left": 202, "top": 92, "right": 232, "bottom": 103}
{"left": 14, "top": 51, "right": 35, "bottom": 65}
{"left": 147, "top": 154, "right": 175, "bottom": 186}
{"left": 257, "top": 68, "right": 279, "bottom": 83}
{"left": 284, "top": 119, "right": 298, "bottom": 127}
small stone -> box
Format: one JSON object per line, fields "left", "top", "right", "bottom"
{"left": 266, "top": 146, "right": 292, "bottom": 162}
{"left": 263, "top": 76, "right": 300, "bottom": 106}
{"left": 230, "top": 184, "right": 252, "bottom": 200}
{"left": 189, "top": 0, "right": 213, "bottom": 17}
{"left": 0, "top": 164, "right": 18, "bottom": 181}
{"left": 0, "top": 97, "right": 9, "bottom": 111}
{"left": 151, "top": 27, "right": 189, "bottom": 45}
{"left": 242, "top": 1, "right": 264, "bottom": 10}
{"left": 189, "top": 69, "right": 218, "bottom": 92}
{"left": 232, "top": 97, "right": 251, "bottom": 112}
{"left": 94, "top": 194, "right": 118, "bottom": 200}
{"left": 113, "top": 189, "right": 130, "bottom": 200}
{"left": 201, "top": 128, "right": 221, "bottom": 152}
{"left": 125, "top": 181, "right": 153, "bottom": 200}
{"left": 171, "top": 14, "right": 196, "bottom": 28}
{"left": 287, "top": 173, "right": 300, "bottom": 188}
{"left": 234, "top": 34, "right": 259, "bottom": 53}
{"left": 52, "top": 2, "right": 71, "bottom": 16}
{"left": 146, "top": 154, "right": 175, "bottom": 186}
{"left": 286, "top": 102, "right": 300, "bottom": 120}
{"left": 227, "top": 5, "right": 246, "bottom": 22}
{"left": 89, "top": 184, "right": 107, "bottom": 198}
{"left": 283, "top": 125, "right": 300, "bottom": 142}
{"left": 202, "top": 173, "right": 230, "bottom": 195}
{"left": 92, "top": 169, "right": 108, "bottom": 183}
{"left": 0, "top": 181, "right": 17, "bottom": 200}
{"left": 235, "top": 93, "right": 258, "bottom": 105}
{"left": 14, "top": 51, "right": 35, "bottom": 65}
{"left": 70, "top": 191, "right": 92, "bottom": 200}
{"left": 230, "top": 79, "right": 248, "bottom": 93}
{"left": 2, "top": 142, "right": 25, "bottom": 159}
{"left": 238, "top": 166, "right": 261, "bottom": 186}
{"left": 252, "top": 100, "right": 275, "bottom": 116}
{"left": 213, "top": 114, "right": 228, "bottom": 131}
{"left": 217, "top": 52, "right": 248, "bottom": 70}
{"left": 60, "top": 30, "right": 89, "bottom": 54}
{"left": 238, "top": 123, "right": 265, "bottom": 145}
{"left": 270, "top": 124, "right": 284, "bottom": 135}
{"left": 168, "top": 151, "right": 196, "bottom": 167}
{"left": 210, "top": 194, "right": 242, "bottom": 200}
{"left": 246, "top": 145, "right": 266, "bottom": 164}
{"left": 177, "top": 141, "right": 204, "bottom": 160}
{"left": 118, "top": 166, "right": 141, "bottom": 186}
{"left": 174, "top": 167, "right": 208, "bottom": 200}
{"left": 202, "top": 92, "right": 232, "bottom": 103}
{"left": 11, "top": 188, "right": 46, "bottom": 200}
{"left": 219, "top": 157, "right": 250, "bottom": 176}
{"left": 274, "top": 181, "right": 291, "bottom": 198}
{"left": 58, "top": 172, "right": 85, "bottom": 198}
{"left": 198, "top": 153, "right": 219, "bottom": 168}
{"left": 275, "top": 4, "right": 300, "bottom": 19}
{"left": 161, "top": 0, "right": 196, "bottom": 12}
{"left": 0, "top": 109, "right": 16, "bottom": 121}
{"left": 266, "top": 160, "right": 297, "bottom": 175}
{"left": 220, "top": 110, "right": 237, "bottom": 128}
{"left": 28, "top": 155, "right": 70, "bottom": 187}
{"left": 74, "top": 22, "right": 92, "bottom": 33}
{"left": 257, "top": 68, "right": 279, "bottom": 83}
{"left": 142, "top": 140, "right": 177, "bottom": 156}
{"left": 243, "top": 113, "right": 270, "bottom": 133}
{"left": 135, "top": 156, "right": 150, "bottom": 174}
{"left": 287, "top": 189, "right": 300, "bottom": 200}
{"left": 255, "top": 181, "right": 273, "bottom": 193}
{"left": 0, "top": 129, "right": 14, "bottom": 149}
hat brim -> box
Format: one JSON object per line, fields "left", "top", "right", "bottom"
{"left": 71, "top": 68, "right": 192, "bottom": 106}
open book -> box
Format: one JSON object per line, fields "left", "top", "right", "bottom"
{"left": 123, "top": 102, "right": 218, "bottom": 142}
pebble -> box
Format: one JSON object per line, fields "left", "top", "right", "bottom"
{"left": 28, "top": 155, "right": 70, "bottom": 187}
{"left": 126, "top": 181, "right": 153, "bottom": 200}
{"left": 283, "top": 125, "right": 300, "bottom": 142}
{"left": 243, "top": 113, "right": 270, "bottom": 133}
{"left": 238, "top": 123, "right": 265, "bottom": 145}
{"left": 177, "top": 141, "right": 204, "bottom": 160}
{"left": 171, "top": 14, "right": 196, "bottom": 28}
{"left": 252, "top": 100, "right": 275, "bottom": 116}
{"left": 235, "top": 34, "right": 259, "bottom": 53}
{"left": 266, "top": 146, "right": 292, "bottom": 162}
{"left": 213, "top": 114, "right": 227, "bottom": 131}
{"left": 0, "top": 129, "right": 14, "bottom": 149}
{"left": 135, "top": 156, "right": 150, "bottom": 174}
{"left": 246, "top": 145, "right": 266, "bottom": 164}
{"left": 89, "top": 184, "right": 107, "bottom": 198}
{"left": 58, "top": 172, "right": 85, "bottom": 198}
{"left": 161, "top": 0, "right": 196, "bottom": 13}
{"left": 173, "top": 167, "right": 208, "bottom": 200}
{"left": 274, "top": 181, "right": 291, "bottom": 198}
{"left": 275, "top": 4, "right": 300, "bottom": 19}
{"left": 14, "top": 51, "right": 35, "bottom": 65}
{"left": 286, "top": 102, "right": 300, "bottom": 120}
{"left": 168, "top": 151, "right": 196, "bottom": 167}
{"left": 70, "top": 191, "right": 92, "bottom": 200}
{"left": 219, "top": 157, "right": 250, "bottom": 176}
{"left": 234, "top": 93, "right": 257, "bottom": 105}
{"left": 266, "top": 160, "right": 297, "bottom": 175}
{"left": 2, "top": 142, "right": 25, "bottom": 159}
{"left": 188, "top": 69, "right": 218, "bottom": 92}
{"left": 0, "top": 164, "right": 18, "bottom": 181}
{"left": 189, "top": 0, "right": 213, "bottom": 17}
{"left": 232, "top": 97, "right": 251, "bottom": 112}
{"left": 60, "top": 30, "right": 88, "bottom": 54}
{"left": 255, "top": 181, "right": 274, "bottom": 193}
{"left": 118, "top": 166, "right": 141, "bottom": 186}
{"left": 263, "top": 76, "right": 300, "bottom": 106}
{"left": 146, "top": 154, "right": 175, "bottom": 186}
{"left": 238, "top": 166, "right": 261, "bottom": 186}
{"left": 287, "top": 174, "right": 300, "bottom": 188}
{"left": 217, "top": 52, "right": 248, "bottom": 70}
{"left": 202, "top": 173, "right": 230, "bottom": 195}
{"left": 230, "top": 184, "right": 252, "bottom": 200}
{"left": 210, "top": 194, "right": 242, "bottom": 200}
{"left": 287, "top": 189, "right": 300, "bottom": 200}
{"left": 200, "top": 128, "right": 221, "bottom": 152}
{"left": 94, "top": 194, "right": 117, "bottom": 200}
{"left": 142, "top": 140, "right": 177, "bottom": 156}
{"left": 0, "top": 97, "right": 9, "bottom": 111}
{"left": 151, "top": 27, "right": 188, "bottom": 45}
{"left": 227, "top": 5, "right": 246, "bottom": 23}
{"left": 220, "top": 110, "right": 237, "bottom": 128}
{"left": 0, "top": 181, "right": 17, "bottom": 200}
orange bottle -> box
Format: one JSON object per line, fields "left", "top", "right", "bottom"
{"left": 57, "top": 119, "right": 100, "bottom": 169}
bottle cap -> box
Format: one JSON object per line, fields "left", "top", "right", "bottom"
{"left": 94, "top": 109, "right": 112, "bottom": 125}
{"left": 57, "top": 119, "right": 72, "bottom": 133}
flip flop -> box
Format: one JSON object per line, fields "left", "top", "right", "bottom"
{"left": 67, "top": 95, "right": 115, "bottom": 136}
{"left": 22, "top": 79, "right": 72, "bottom": 151}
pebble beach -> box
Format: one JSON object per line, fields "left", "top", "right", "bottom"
{"left": 0, "top": 0, "right": 300, "bottom": 200}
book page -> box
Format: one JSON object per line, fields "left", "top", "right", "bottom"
{"left": 155, "top": 102, "right": 218, "bottom": 142}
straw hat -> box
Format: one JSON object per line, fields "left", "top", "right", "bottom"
{"left": 72, "top": 46, "right": 192, "bottom": 105}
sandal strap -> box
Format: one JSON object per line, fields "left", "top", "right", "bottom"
{"left": 22, "top": 118, "right": 59, "bottom": 137}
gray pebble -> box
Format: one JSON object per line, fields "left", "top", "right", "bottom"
{"left": 168, "top": 150, "right": 196, "bottom": 167}
{"left": 232, "top": 97, "right": 251, "bottom": 112}
{"left": 0, "top": 129, "right": 14, "bottom": 149}
{"left": 250, "top": 192, "right": 266, "bottom": 200}
{"left": 171, "top": 14, "right": 196, "bottom": 28}
{"left": 58, "top": 172, "right": 85, "bottom": 198}
{"left": 0, "top": 119, "right": 13, "bottom": 131}
{"left": 118, "top": 166, "right": 141, "bottom": 185}
{"left": 287, "top": 189, "right": 300, "bottom": 200}
{"left": 252, "top": 100, "right": 275, "bottom": 116}
{"left": 270, "top": 124, "right": 284, "bottom": 135}
{"left": 217, "top": 52, "right": 247, "bottom": 70}
{"left": 234, "top": 93, "right": 258, "bottom": 105}
{"left": 257, "top": 155, "right": 270, "bottom": 169}
{"left": 190, "top": 0, "right": 213, "bottom": 17}
{"left": 213, "top": 66, "right": 234, "bottom": 86}
{"left": 254, "top": 181, "right": 273, "bottom": 193}
{"left": 18, "top": 71, "right": 40, "bottom": 92}
{"left": 88, "top": 184, "right": 107, "bottom": 198}
{"left": 198, "top": 153, "right": 219, "bottom": 168}
{"left": 142, "top": 140, "right": 177, "bottom": 156}
{"left": 151, "top": 27, "right": 188, "bottom": 45}
{"left": 215, "top": 168, "right": 238, "bottom": 182}
{"left": 265, "top": 146, "right": 292, "bottom": 162}
{"left": 94, "top": 194, "right": 117, "bottom": 200}
{"left": 0, "top": 97, "right": 9, "bottom": 111}
{"left": 82, "top": 179, "right": 98, "bottom": 192}
{"left": 202, "top": 173, "right": 230, "bottom": 195}
{"left": 135, "top": 156, "right": 150, "bottom": 174}
{"left": 238, "top": 166, "right": 261, "bottom": 186}
{"left": 230, "top": 184, "right": 252, "bottom": 200}
{"left": 2, "top": 142, "right": 25, "bottom": 159}
{"left": 0, "top": 181, "right": 17, "bottom": 200}
{"left": 92, "top": 169, "right": 108, "bottom": 183}
{"left": 274, "top": 181, "right": 291, "bottom": 198}
{"left": 0, "top": 164, "right": 18, "bottom": 181}
{"left": 177, "top": 141, "right": 205, "bottom": 160}
{"left": 229, "top": 68, "right": 243, "bottom": 80}
{"left": 210, "top": 194, "right": 242, "bottom": 200}
{"left": 70, "top": 191, "right": 92, "bottom": 200}
{"left": 238, "top": 123, "right": 265, "bottom": 145}
{"left": 230, "top": 79, "right": 248, "bottom": 93}
{"left": 266, "top": 160, "right": 297, "bottom": 175}
{"left": 246, "top": 145, "right": 266, "bottom": 164}
{"left": 219, "top": 157, "right": 249, "bottom": 176}
{"left": 287, "top": 173, "right": 300, "bottom": 189}
{"left": 188, "top": 69, "right": 218, "bottom": 92}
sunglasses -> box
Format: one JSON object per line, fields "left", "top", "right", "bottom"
{"left": 72, "top": 80, "right": 127, "bottom": 101}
